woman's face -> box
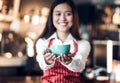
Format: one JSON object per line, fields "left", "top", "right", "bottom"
{"left": 53, "top": 3, "right": 73, "bottom": 33}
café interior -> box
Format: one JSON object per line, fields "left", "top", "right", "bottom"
{"left": 0, "top": 0, "right": 120, "bottom": 83}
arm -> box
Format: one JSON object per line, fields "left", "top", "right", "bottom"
{"left": 65, "top": 40, "right": 91, "bottom": 72}
{"left": 35, "top": 39, "right": 55, "bottom": 70}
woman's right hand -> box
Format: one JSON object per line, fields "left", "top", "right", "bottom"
{"left": 43, "top": 50, "right": 56, "bottom": 65}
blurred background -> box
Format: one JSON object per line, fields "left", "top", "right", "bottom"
{"left": 0, "top": 0, "right": 120, "bottom": 82}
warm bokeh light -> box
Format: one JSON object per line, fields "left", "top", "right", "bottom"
{"left": 39, "top": 15, "right": 47, "bottom": 24}
{"left": 25, "top": 37, "right": 34, "bottom": 57}
{"left": 31, "top": 15, "right": 40, "bottom": 25}
{"left": 41, "top": 7, "right": 49, "bottom": 16}
{"left": 4, "top": 52, "right": 13, "bottom": 58}
{"left": 27, "top": 32, "right": 37, "bottom": 40}
{"left": 112, "top": 7, "right": 120, "bottom": 25}
{"left": 17, "top": 51, "right": 24, "bottom": 57}
{"left": 24, "top": 14, "right": 30, "bottom": 23}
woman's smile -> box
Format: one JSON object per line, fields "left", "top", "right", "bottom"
{"left": 58, "top": 21, "right": 68, "bottom": 26}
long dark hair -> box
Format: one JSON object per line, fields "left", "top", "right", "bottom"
{"left": 39, "top": 0, "right": 81, "bottom": 40}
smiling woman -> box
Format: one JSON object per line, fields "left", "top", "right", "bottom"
{"left": 35, "top": 0, "right": 91, "bottom": 83}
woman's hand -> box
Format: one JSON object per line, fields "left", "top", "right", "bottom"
{"left": 57, "top": 53, "right": 72, "bottom": 65}
{"left": 43, "top": 49, "right": 56, "bottom": 65}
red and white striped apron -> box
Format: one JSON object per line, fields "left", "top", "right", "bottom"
{"left": 42, "top": 38, "right": 82, "bottom": 83}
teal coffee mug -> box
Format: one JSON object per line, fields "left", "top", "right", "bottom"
{"left": 49, "top": 44, "right": 70, "bottom": 57}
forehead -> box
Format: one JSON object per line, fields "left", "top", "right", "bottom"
{"left": 53, "top": 3, "right": 72, "bottom": 12}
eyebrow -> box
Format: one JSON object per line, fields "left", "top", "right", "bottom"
{"left": 53, "top": 11, "right": 72, "bottom": 13}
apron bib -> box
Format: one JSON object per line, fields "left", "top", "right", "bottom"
{"left": 42, "top": 38, "right": 82, "bottom": 83}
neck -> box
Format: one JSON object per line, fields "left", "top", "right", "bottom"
{"left": 56, "top": 31, "right": 69, "bottom": 42}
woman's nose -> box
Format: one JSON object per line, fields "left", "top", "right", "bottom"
{"left": 60, "top": 14, "right": 66, "bottom": 21}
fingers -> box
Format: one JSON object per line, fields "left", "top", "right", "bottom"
{"left": 47, "top": 53, "right": 56, "bottom": 61}
{"left": 57, "top": 54, "right": 72, "bottom": 65}
{"left": 43, "top": 49, "right": 72, "bottom": 65}
{"left": 44, "top": 53, "right": 56, "bottom": 65}
{"left": 68, "top": 53, "right": 72, "bottom": 57}
{"left": 42, "top": 50, "right": 46, "bottom": 55}
{"left": 46, "top": 49, "right": 52, "bottom": 53}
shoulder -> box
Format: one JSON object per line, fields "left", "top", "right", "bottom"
{"left": 78, "top": 40, "right": 90, "bottom": 44}
{"left": 36, "top": 38, "right": 48, "bottom": 46}
{"left": 77, "top": 40, "right": 91, "bottom": 49}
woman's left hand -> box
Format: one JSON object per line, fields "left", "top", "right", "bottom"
{"left": 57, "top": 53, "right": 72, "bottom": 65}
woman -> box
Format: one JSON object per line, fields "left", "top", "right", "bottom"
{"left": 35, "top": 0, "right": 91, "bottom": 82}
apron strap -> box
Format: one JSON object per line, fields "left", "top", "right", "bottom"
{"left": 48, "top": 38, "right": 54, "bottom": 48}
{"left": 72, "top": 41, "right": 78, "bottom": 57}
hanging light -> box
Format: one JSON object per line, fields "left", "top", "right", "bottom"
{"left": 41, "top": 7, "right": 49, "bottom": 16}
{"left": 31, "top": 14, "right": 40, "bottom": 25}
{"left": 112, "top": 7, "right": 120, "bottom": 25}
{"left": 24, "top": 14, "right": 30, "bottom": 23}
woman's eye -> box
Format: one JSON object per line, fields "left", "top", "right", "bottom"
{"left": 66, "top": 12, "right": 72, "bottom": 16}
{"left": 56, "top": 13, "right": 61, "bottom": 16}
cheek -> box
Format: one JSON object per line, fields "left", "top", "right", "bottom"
{"left": 68, "top": 17, "right": 73, "bottom": 25}
{"left": 53, "top": 16, "right": 57, "bottom": 25}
